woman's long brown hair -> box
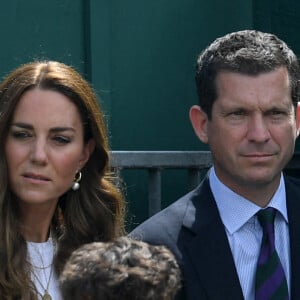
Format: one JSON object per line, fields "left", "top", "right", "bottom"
{"left": 0, "top": 61, "right": 125, "bottom": 299}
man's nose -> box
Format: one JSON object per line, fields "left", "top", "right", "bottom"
{"left": 247, "top": 114, "right": 271, "bottom": 143}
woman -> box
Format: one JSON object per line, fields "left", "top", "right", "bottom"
{"left": 0, "top": 61, "right": 125, "bottom": 299}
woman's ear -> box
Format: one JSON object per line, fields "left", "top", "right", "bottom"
{"left": 79, "top": 139, "right": 96, "bottom": 167}
{"left": 189, "top": 105, "right": 209, "bottom": 144}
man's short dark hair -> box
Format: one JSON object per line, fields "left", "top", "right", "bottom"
{"left": 195, "top": 30, "right": 300, "bottom": 119}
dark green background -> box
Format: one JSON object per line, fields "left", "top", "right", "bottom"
{"left": 0, "top": 0, "right": 299, "bottom": 230}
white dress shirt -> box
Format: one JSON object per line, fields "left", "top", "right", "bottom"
{"left": 209, "top": 167, "right": 291, "bottom": 300}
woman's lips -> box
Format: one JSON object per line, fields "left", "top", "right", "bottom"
{"left": 23, "top": 173, "right": 50, "bottom": 182}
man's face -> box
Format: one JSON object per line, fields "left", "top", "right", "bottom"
{"left": 192, "top": 67, "right": 299, "bottom": 201}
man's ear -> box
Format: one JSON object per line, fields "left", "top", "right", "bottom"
{"left": 189, "top": 105, "right": 209, "bottom": 144}
{"left": 297, "top": 102, "right": 300, "bottom": 137}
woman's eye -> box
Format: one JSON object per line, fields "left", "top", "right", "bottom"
{"left": 11, "top": 131, "right": 32, "bottom": 139}
{"left": 53, "top": 136, "right": 71, "bottom": 144}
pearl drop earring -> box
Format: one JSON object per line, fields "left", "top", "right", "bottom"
{"left": 72, "top": 171, "right": 82, "bottom": 191}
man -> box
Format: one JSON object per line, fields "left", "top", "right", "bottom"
{"left": 59, "top": 237, "right": 182, "bottom": 300}
{"left": 130, "top": 30, "right": 300, "bottom": 300}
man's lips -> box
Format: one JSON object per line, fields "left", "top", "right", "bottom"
{"left": 243, "top": 153, "right": 274, "bottom": 157}
{"left": 241, "top": 153, "right": 276, "bottom": 163}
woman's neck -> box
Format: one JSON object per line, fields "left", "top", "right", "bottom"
{"left": 23, "top": 226, "right": 51, "bottom": 242}
{"left": 19, "top": 203, "right": 56, "bottom": 242}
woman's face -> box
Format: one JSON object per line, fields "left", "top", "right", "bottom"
{"left": 5, "top": 88, "right": 94, "bottom": 209}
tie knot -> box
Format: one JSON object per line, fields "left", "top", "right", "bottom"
{"left": 256, "top": 207, "right": 276, "bottom": 227}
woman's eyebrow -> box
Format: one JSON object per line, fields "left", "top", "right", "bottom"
{"left": 11, "top": 123, "right": 76, "bottom": 132}
{"left": 10, "top": 122, "right": 32, "bottom": 129}
{"left": 50, "top": 127, "right": 76, "bottom": 133}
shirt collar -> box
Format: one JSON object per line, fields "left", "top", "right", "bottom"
{"left": 209, "top": 167, "right": 288, "bottom": 235}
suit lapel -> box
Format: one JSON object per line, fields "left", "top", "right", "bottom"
{"left": 181, "top": 177, "right": 244, "bottom": 299}
{"left": 285, "top": 176, "right": 300, "bottom": 299}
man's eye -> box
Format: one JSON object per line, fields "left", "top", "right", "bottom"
{"left": 233, "top": 110, "right": 246, "bottom": 115}
{"left": 267, "top": 110, "right": 287, "bottom": 119}
{"left": 270, "top": 110, "right": 284, "bottom": 115}
{"left": 228, "top": 110, "right": 246, "bottom": 117}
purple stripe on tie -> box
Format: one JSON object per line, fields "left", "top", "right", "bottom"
{"left": 257, "top": 244, "right": 272, "bottom": 265}
{"left": 256, "top": 263, "right": 287, "bottom": 299}
{"left": 255, "top": 208, "right": 289, "bottom": 300}
{"left": 264, "top": 226, "right": 275, "bottom": 246}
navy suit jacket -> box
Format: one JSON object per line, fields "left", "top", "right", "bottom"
{"left": 130, "top": 175, "right": 300, "bottom": 300}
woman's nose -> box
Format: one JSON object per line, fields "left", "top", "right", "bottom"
{"left": 30, "top": 139, "right": 48, "bottom": 165}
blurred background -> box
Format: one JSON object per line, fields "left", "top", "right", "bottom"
{"left": 1, "top": 0, "right": 299, "bottom": 230}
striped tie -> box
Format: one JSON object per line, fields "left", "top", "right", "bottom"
{"left": 255, "top": 207, "right": 289, "bottom": 300}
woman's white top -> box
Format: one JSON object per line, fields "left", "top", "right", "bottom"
{"left": 27, "top": 237, "right": 63, "bottom": 300}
